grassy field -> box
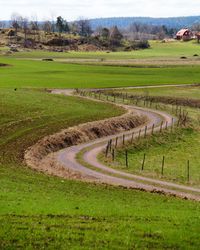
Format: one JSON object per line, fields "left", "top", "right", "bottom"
{"left": 102, "top": 128, "right": 200, "bottom": 186}
{"left": 119, "top": 85, "right": 200, "bottom": 100}
{"left": 1, "top": 88, "right": 200, "bottom": 249}
{"left": 100, "top": 87, "right": 200, "bottom": 186}
{"left": 1, "top": 42, "right": 200, "bottom": 248}
{"left": 1, "top": 57, "right": 200, "bottom": 89}
{"left": 1, "top": 40, "right": 200, "bottom": 89}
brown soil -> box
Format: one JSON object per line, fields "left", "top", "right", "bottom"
{"left": 25, "top": 112, "right": 147, "bottom": 169}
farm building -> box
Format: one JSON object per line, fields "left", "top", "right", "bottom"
{"left": 176, "top": 29, "right": 192, "bottom": 41}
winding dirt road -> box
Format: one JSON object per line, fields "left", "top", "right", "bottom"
{"left": 51, "top": 90, "right": 200, "bottom": 201}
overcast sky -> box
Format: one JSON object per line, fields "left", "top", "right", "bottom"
{"left": 1, "top": 0, "right": 200, "bottom": 20}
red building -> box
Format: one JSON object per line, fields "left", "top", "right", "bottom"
{"left": 176, "top": 29, "right": 192, "bottom": 41}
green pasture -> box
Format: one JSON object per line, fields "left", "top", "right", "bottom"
{"left": 1, "top": 41, "right": 200, "bottom": 248}
{"left": 119, "top": 85, "right": 200, "bottom": 99}
{"left": 0, "top": 89, "right": 199, "bottom": 249}
{"left": 100, "top": 87, "right": 200, "bottom": 186}
{"left": 1, "top": 57, "right": 200, "bottom": 89}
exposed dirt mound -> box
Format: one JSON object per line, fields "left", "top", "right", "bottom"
{"left": 25, "top": 112, "right": 147, "bottom": 169}
{"left": 0, "top": 63, "right": 8, "bottom": 67}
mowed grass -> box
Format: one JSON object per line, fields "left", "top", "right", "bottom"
{"left": 1, "top": 89, "right": 200, "bottom": 249}
{"left": 119, "top": 85, "right": 200, "bottom": 100}
{"left": 1, "top": 57, "right": 200, "bottom": 89}
{"left": 1, "top": 164, "right": 200, "bottom": 249}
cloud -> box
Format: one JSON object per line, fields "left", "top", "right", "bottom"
{"left": 0, "top": 0, "right": 200, "bottom": 20}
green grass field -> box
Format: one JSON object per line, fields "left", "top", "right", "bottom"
{"left": 1, "top": 58, "right": 200, "bottom": 89}
{"left": 1, "top": 42, "right": 200, "bottom": 249}
{"left": 100, "top": 86, "right": 200, "bottom": 186}
{"left": 119, "top": 85, "right": 200, "bottom": 99}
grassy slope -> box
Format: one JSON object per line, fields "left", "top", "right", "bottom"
{"left": 1, "top": 89, "right": 200, "bottom": 249}
{"left": 1, "top": 164, "right": 200, "bottom": 249}
{"left": 0, "top": 89, "right": 123, "bottom": 163}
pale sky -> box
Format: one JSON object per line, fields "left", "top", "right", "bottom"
{"left": 0, "top": 0, "right": 200, "bottom": 20}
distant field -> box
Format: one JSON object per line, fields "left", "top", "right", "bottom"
{"left": 3, "top": 40, "right": 200, "bottom": 60}
{"left": 1, "top": 41, "right": 200, "bottom": 89}
{"left": 119, "top": 85, "right": 200, "bottom": 99}
{"left": 1, "top": 58, "right": 200, "bottom": 89}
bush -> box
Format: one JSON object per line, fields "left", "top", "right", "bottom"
{"left": 126, "top": 40, "right": 150, "bottom": 50}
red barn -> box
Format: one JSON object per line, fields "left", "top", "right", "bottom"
{"left": 176, "top": 29, "right": 192, "bottom": 41}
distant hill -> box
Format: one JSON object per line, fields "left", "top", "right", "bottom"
{"left": 89, "top": 16, "right": 200, "bottom": 29}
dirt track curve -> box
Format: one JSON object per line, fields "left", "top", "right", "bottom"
{"left": 49, "top": 89, "right": 200, "bottom": 201}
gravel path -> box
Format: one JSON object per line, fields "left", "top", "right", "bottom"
{"left": 51, "top": 91, "right": 200, "bottom": 201}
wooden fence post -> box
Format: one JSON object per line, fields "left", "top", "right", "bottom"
{"left": 152, "top": 124, "right": 155, "bottom": 135}
{"left": 187, "top": 160, "right": 190, "bottom": 182}
{"left": 142, "top": 153, "right": 146, "bottom": 171}
{"left": 123, "top": 134, "right": 125, "bottom": 145}
{"left": 105, "top": 141, "right": 109, "bottom": 157}
{"left": 115, "top": 137, "right": 118, "bottom": 148}
{"left": 112, "top": 149, "right": 115, "bottom": 161}
{"left": 125, "top": 150, "right": 128, "bottom": 167}
{"left": 144, "top": 126, "right": 147, "bottom": 138}
{"left": 165, "top": 121, "right": 168, "bottom": 130}
{"left": 171, "top": 118, "right": 174, "bottom": 132}
{"left": 161, "top": 156, "right": 165, "bottom": 176}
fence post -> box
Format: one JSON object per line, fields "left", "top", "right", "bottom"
{"left": 125, "top": 150, "right": 128, "bottom": 168}
{"left": 187, "top": 160, "right": 190, "bottom": 182}
{"left": 105, "top": 141, "right": 109, "bottom": 157}
{"left": 112, "top": 149, "right": 115, "bottom": 161}
{"left": 144, "top": 126, "right": 147, "bottom": 138}
{"left": 161, "top": 156, "right": 165, "bottom": 176}
{"left": 123, "top": 134, "right": 125, "bottom": 145}
{"left": 165, "top": 121, "right": 168, "bottom": 130}
{"left": 142, "top": 153, "right": 146, "bottom": 171}
{"left": 151, "top": 124, "right": 155, "bottom": 135}
{"left": 115, "top": 137, "right": 118, "bottom": 148}
{"left": 171, "top": 118, "right": 174, "bottom": 132}
{"left": 109, "top": 139, "right": 112, "bottom": 152}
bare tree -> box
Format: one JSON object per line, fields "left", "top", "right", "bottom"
{"left": 30, "top": 15, "right": 39, "bottom": 41}
{"left": 42, "top": 20, "right": 52, "bottom": 33}
{"left": 10, "top": 12, "right": 21, "bottom": 41}
{"left": 21, "top": 17, "right": 29, "bottom": 46}
{"left": 77, "top": 19, "right": 92, "bottom": 37}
